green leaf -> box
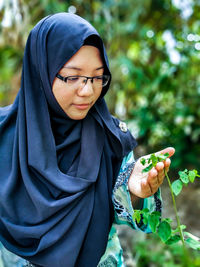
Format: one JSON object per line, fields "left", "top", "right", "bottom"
{"left": 178, "top": 169, "right": 189, "bottom": 184}
{"left": 165, "top": 235, "right": 181, "bottom": 245}
{"left": 185, "top": 238, "right": 200, "bottom": 250}
{"left": 184, "top": 231, "right": 200, "bottom": 241}
{"left": 140, "top": 158, "right": 146, "bottom": 166}
{"left": 150, "top": 154, "right": 158, "bottom": 167}
{"left": 172, "top": 180, "right": 183, "bottom": 196}
{"left": 132, "top": 210, "right": 141, "bottom": 224}
{"left": 163, "top": 218, "right": 173, "bottom": 224}
{"left": 163, "top": 152, "right": 170, "bottom": 157}
{"left": 148, "top": 212, "right": 160, "bottom": 233}
{"left": 172, "top": 224, "right": 186, "bottom": 234}
{"left": 188, "top": 170, "right": 197, "bottom": 183}
{"left": 141, "top": 208, "right": 149, "bottom": 213}
{"left": 141, "top": 208, "right": 150, "bottom": 225}
{"left": 157, "top": 152, "right": 169, "bottom": 162}
{"left": 142, "top": 163, "right": 153, "bottom": 173}
{"left": 151, "top": 211, "right": 161, "bottom": 216}
{"left": 184, "top": 231, "right": 200, "bottom": 250}
{"left": 157, "top": 221, "right": 172, "bottom": 243}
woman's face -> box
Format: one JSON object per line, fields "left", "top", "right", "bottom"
{"left": 52, "top": 45, "right": 104, "bottom": 120}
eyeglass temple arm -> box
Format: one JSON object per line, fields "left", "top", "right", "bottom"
{"left": 56, "top": 74, "right": 67, "bottom": 82}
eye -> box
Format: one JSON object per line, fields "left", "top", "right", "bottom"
{"left": 67, "top": 76, "right": 80, "bottom": 83}
{"left": 94, "top": 76, "right": 103, "bottom": 82}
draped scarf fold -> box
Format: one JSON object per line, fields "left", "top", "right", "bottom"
{"left": 0, "top": 13, "right": 137, "bottom": 267}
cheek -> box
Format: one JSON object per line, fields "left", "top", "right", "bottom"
{"left": 94, "top": 87, "right": 103, "bottom": 101}
{"left": 52, "top": 80, "right": 74, "bottom": 107}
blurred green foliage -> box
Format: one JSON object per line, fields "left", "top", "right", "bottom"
{"left": 132, "top": 234, "right": 200, "bottom": 267}
{"left": 0, "top": 0, "right": 200, "bottom": 170}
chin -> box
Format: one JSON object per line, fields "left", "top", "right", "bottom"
{"left": 67, "top": 111, "right": 88, "bottom": 120}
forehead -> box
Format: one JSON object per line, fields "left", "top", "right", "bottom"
{"left": 63, "top": 45, "right": 103, "bottom": 70}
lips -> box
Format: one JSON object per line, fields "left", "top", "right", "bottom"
{"left": 73, "top": 103, "right": 91, "bottom": 110}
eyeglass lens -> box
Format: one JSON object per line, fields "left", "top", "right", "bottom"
{"left": 67, "top": 76, "right": 109, "bottom": 89}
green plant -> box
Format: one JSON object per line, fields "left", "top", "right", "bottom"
{"left": 132, "top": 152, "right": 200, "bottom": 265}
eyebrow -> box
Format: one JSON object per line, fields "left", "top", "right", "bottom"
{"left": 63, "top": 66, "right": 104, "bottom": 71}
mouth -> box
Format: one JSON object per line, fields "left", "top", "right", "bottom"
{"left": 72, "top": 102, "right": 92, "bottom": 110}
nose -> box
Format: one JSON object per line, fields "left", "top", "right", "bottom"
{"left": 77, "top": 79, "right": 94, "bottom": 97}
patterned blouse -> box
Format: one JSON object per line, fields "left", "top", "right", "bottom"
{"left": 0, "top": 151, "right": 162, "bottom": 267}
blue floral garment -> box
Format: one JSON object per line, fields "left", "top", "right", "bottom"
{"left": 98, "top": 151, "right": 162, "bottom": 267}
{"left": 0, "top": 151, "right": 162, "bottom": 267}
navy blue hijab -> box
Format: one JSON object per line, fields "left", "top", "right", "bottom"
{"left": 0, "top": 13, "right": 137, "bottom": 267}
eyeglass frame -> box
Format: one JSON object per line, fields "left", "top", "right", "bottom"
{"left": 56, "top": 74, "right": 110, "bottom": 88}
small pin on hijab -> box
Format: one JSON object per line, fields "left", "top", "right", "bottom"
{"left": 119, "top": 121, "right": 128, "bottom": 132}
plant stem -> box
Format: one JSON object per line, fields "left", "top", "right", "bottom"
{"left": 164, "top": 170, "right": 190, "bottom": 266}
{"left": 164, "top": 170, "right": 185, "bottom": 247}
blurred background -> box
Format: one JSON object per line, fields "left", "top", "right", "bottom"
{"left": 0, "top": 0, "right": 200, "bottom": 266}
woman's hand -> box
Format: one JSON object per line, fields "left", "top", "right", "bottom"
{"left": 128, "top": 147, "right": 175, "bottom": 201}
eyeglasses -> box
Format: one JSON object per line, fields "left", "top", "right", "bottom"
{"left": 56, "top": 74, "right": 110, "bottom": 90}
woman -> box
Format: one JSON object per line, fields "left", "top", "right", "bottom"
{"left": 0, "top": 13, "right": 174, "bottom": 267}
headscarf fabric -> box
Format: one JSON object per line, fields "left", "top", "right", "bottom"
{"left": 0, "top": 13, "right": 137, "bottom": 267}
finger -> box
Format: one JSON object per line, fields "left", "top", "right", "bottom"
{"left": 164, "top": 158, "right": 171, "bottom": 173}
{"left": 155, "top": 147, "right": 175, "bottom": 158}
{"left": 164, "top": 158, "right": 171, "bottom": 168}
{"left": 147, "top": 178, "right": 158, "bottom": 195}
{"left": 148, "top": 169, "right": 159, "bottom": 193}
{"left": 155, "top": 162, "right": 165, "bottom": 183}
{"left": 155, "top": 162, "right": 164, "bottom": 171}
{"left": 141, "top": 179, "right": 152, "bottom": 197}
{"left": 157, "top": 171, "right": 165, "bottom": 184}
{"left": 149, "top": 168, "right": 158, "bottom": 179}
